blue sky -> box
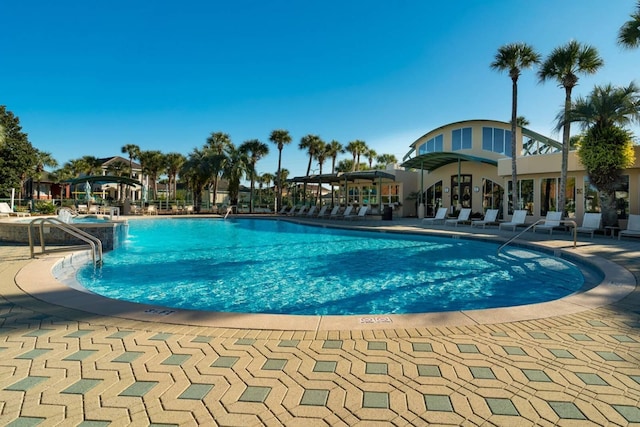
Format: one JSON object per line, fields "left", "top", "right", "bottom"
{"left": 2, "top": 1, "right": 640, "bottom": 179}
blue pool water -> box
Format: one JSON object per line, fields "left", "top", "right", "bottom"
{"left": 77, "top": 218, "right": 588, "bottom": 315}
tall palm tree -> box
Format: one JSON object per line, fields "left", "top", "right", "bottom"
{"left": 325, "top": 140, "right": 343, "bottom": 174}
{"left": 33, "top": 150, "right": 58, "bottom": 200}
{"left": 180, "top": 148, "right": 212, "bottom": 210}
{"left": 269, "top": 129, "right": 292, "bottom": 210}
{"left": 313, "top": 141, "right": 328, "bottom": 203}
{"left": 223, "top": 145, "right": 250, "bottom": 207}
{"left": 121, "top": 143, "right": 140, "bottom": 199}
{"left": 491, "top": 42, "right": 540, "bottom": 212}
{"left": 298, "top": 134, "right": 324, "bottom": 176}
{"left": 164, "top": 152, "right": 185, "bottom": 203}
{"left": 260, "top": 172, "right": 275, "bottom": 209}
{"left": 376, "top": 153, "right": 397, "bottom": 169}
{"left": 563, "top": 82, "right": 640, "bottom": 226}
{"left": 239, "top": 139, "right": 269, "bottom": 213}
{"left": 364, "top": 148, "right": 377, "bottom": 169}
{"left": 204, "top": 132, "right": 232, "bottom": 207}
{"left": 618, "top": 1, "right": 640, "bottom": 48}
{"left": 138, "top": 150, "right": 165, "bottom": 201}
{"left": 539, "top": 40, "right": 603, "bottom": 216}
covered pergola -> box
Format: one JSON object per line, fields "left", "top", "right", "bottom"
{"left": 287, "top": 170, "right": 396, "bottom": 212}
{"left": 64, "top": 175, "right": 142, "bottom": 202}
{"left": 401, "top": 152, "right": 497, "bottom": 218}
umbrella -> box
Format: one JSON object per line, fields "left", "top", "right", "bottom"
{"left": 142, "top": 183, "right": 148, "bottom": 203}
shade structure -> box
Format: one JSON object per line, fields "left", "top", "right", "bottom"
{"left": 64, "top": 175, "right": 142, "bottom": 186}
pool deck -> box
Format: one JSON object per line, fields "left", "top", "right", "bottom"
{"left": 1, "top": 216, "right": 639, "bottom": 425}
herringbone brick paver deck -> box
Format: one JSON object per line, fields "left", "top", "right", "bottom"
{"left": 1, "top": 219, "right": 639, "bottom": 426}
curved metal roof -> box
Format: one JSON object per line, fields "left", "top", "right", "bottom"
{"left": 64, "top": 175, "right": 142, "bottom": 186}
{"left": 288, "top": 170, "right": 396, "bottom": 183}
{"left": 401, "top": 152, "right": 498, "bottom": 171}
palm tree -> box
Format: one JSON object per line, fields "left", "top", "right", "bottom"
{"left": 239, "top": 139, "right": 269, "bottom": 213}
{"left": 539, "top": 40, "right": 603, "bottom": 216}
{"left": 223, "top": 145, "right": 250, "bottom": 207}
{"left": 121, "top": 143, "right": 140, "bottom": 199}
{"left": 353, "top": 140, "right": 368, "bottom": 171}
{"left": 563, "top": 82, "right": 640, "bottom": 226}
{"left": 364, "top": 148, "right": 377, "bottom": 169}
{"left": 325, "top": 140, "right": 343, "bottom": 174}
{"left": 376, "top": 153, "right": 398, "bottom": 169}
{"left": 313, "top": 141, "right": 328, "bottom": 203}
{"left": 298, "top": 134, "right": 324, "bottom": 176}
{"left": 491, "top": 42, "right": 540, "bottom": 212}
{"left": 515, "top": 116, "right": 530, "bottom": 127}
{"left": 33, "top": 150, "right": 58, "bottom": 200}
{"left": 105, "top": 158, "right": 130, "bottom": 201}
{"left": 138, "top": 150, "right": 164, "bottom": 201}
{"left": 180, "top": 148, "right": 212, "bottom": 210}
{"left": 269, "top": 129, "right": 292, "bottom": 210}
{"left": 164, "top": 152, "right": 185, "bottom": 204}
{"left": 204, "top": 132, "right": 232, "bottom": 208}
{"left": 618, "top": 1, "right": 640, "bottom": 48}
{"left": 260, "top": 172, "right": 275, "bottom": 209}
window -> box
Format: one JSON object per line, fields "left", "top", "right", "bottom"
{"left": 452, "top": 127, "right": 472, "bottom": 151}
{"left": 424, "top": 181, "right": 443, "bottom": 217}
{"left": 482, "top": 127, "right": 511, "bottom": 155}
{"left": 381, "top": 184, "right": 400, "bottom": 205}
{"left": 418, "top": 134, "right": 444, "bottom": 154}
{"left": 507, "top": 179, "right": 534, "bottom": 215}
{"left": 541, "top": 177, "right": 576, "bottom": 217}
{"left": 481, "top": 178, "right": 503, "bottom": 215}
{"left": 583, "top": 175, "right": 629, "bottom": 219}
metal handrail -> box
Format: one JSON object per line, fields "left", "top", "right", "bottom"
{"left": 224, "top": 205, "right": 236, "bottom": 219}
{"left": 28, "top": 217, "right": 103, "bottom": 267}
{"left": 497, "top": 219, "right": 577, "bottom": 254}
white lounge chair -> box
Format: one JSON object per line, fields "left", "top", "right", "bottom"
{"left": 619, "top": 214, "right": 640, "bottom": 240}
{"left": 314, "top": 205, "right": 328, "bottom": 217}
{"left": 471, "top": 209, "right": 499, "bottom": 228}
{"left": 0, "top": 202, "right": 30, "bottom": 217}
{"left": 345, "top": 206, "right": 368, "bottom": 221}
{"left": 334, "top": 205, "right": 353, "bottom": 219}
{"left": 326, "top": 206, "right": 341, "bottom": 219}
{"left": 575, "top": 213, "right": 602, "bottom": 238}
{"left": 422, "top": 207, "right": 448, "bottom": 226}
{"left": 304, "top": 206, "right": 317, "bottom": 217}
{"left": 499, "top": 210, "right": 528, "bottom": 231}
{"left": 444, "top": 208, "right": 471, "bottom": 227}
{"left": 294, "top": 206, "right": 308, "bottom": 216}
{"left": 533, "top": 211, "right": 563, "bottom": 234}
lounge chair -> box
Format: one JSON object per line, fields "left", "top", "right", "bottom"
{"left": 471, "top": 209, "right": 499, "bottom": 228}
{"left": 284, "top": 206, "right": 297, "bottom": 216}
{"left": 444, "top": 208, "right": 471, "bottom": 227}
{"left": 77, "top": 204, "right": 89, "bottom": 214}
{"left": 277, "top": 206, "right": 289, "bottom": 215}
{"left": 0, "top": 202, "right": 30, "bottom": 217}
{"left": 345, "top": 206, "right": 368, "bottom": 221}
{"left": 145, "top": 205, "right": 157, "bottom": 215}
{"left": 334, "top": 205, "right": 353, "bottom": 219}
{"left": 304, "top": 206, "right": 317, "bottom": 217}
{"left": 88, "top": 205, "right": 99, "bottom": 214}
{"left": 499, "top": 210, "right": 528, "bottom": 231}
{"left": 294, "top": 206, "right": 308, "bottom": 216}
{"left": 619, "top": 214, "right": 640, "bottom": 240}
{"left": 326, "top": 206, "right": 341, "bottom": 219}
{"left": 533, "top": 211, "right": 563, "bottom": 234}
{"left": 314, "top": 205, "right": 328, "bottom": 217}
{"left": 575, "top": 213, "right": 602, "bottom": 238}
{"left": 422, "top": 207, "right": 448, "bottom": 226}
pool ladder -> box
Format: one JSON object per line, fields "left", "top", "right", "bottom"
{"left": 28, "top": 217, "right": 103, "bottom": 267}
{"left": 497, "top": 219, "right": 577, "bottom": 254}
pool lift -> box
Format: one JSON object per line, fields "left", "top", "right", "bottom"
{"left": 497, "top": 218, "right": 577, "bottom": 254}
{"left": 28, "top": 217, "right": 103, "bottom": 268}
{"left": 224, "top": 205, "right": 235, "bottom": 220}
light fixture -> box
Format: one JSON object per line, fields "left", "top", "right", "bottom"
{"left": 444, "top": 187, "right": 449, "bottom": 193}
{"left": 473, "top": 186, "right": 480, "bottom": 193}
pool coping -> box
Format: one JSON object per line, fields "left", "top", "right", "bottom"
{"left": 13, "top": 218, "right": 637, "bottom": 331}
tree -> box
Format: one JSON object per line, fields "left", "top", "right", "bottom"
{"left": 313, "top": 141, "right": 329, "bottom": 203}
{"left": 539, "top": 40, "right": 603, "bottom": 216}
{"left": 32, "top": 150, "right": 58, "bottom": 200}
{"left": 299, "top": 134, "right": 323, "bottom": 176}
{"left": 138, "top": 150, "right": 165, "bottom": 200}
{"left": 376, "top": 153, "right": 398, "bottom": 169}
{"left": 269, "top": 129, "right": 292, "bottom": 210}
{"left": 618, "top": 1, "right": 640, "bottom": 49}
{"left": 104, "top": 157, "right": 129, "bottom": 201}
{"left": 121, "top": 143, "right": 140, "bottom": 199}
{"left": 491, "top": 42, "right": 540, "bottom": 212}
{"left": 345, "top": 140, "right": 367, "bottom": 171}
{"left": 224, "top": 145, "right": 251, "bottom": 207}
{"left": 563, "top": 83, "right": 640, "bottom": 226}
{"left": 204, "top": 132, "right": 232, "bottom": 208}
{"left": 164, "top": 152, "right": 185, "bottom": 203}
{"left": 239, "top": 139, "right": 269, "bottom": 213}
{"left": 180, "top": 148, "right": 212, "bottom": 210}
{"left": 364, "top": 148, "right": 377, "bottom": 169}
{"left": 0, "top": 106, "right": 37, "bottom": 200}
{"left": 325, "top": 140, "right": 343, "bottom": 174}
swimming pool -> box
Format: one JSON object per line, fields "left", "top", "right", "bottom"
{"left": 76, "top": 218, "right": 590, "bottom": 316}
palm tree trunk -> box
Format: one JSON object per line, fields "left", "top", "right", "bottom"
{"left": 558, "top": 88, "right": 572, "bottom": 217}
{"left": 510, "top": 78, "right": 519, "bottom": 212}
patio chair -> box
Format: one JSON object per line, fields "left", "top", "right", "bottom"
{"left": 145, "top": 205, "right": 157, "bottom": 215}
{"left": 499, "top": 210, "right": 528, "bottom": 231}
{"left": 444, "top": 208, "right": 471, "bottom": 227}
{"left": 575, "top": 213, "right": 602, "bottom": 239}
{"left": 422, "top": 207, "right": 447, "bottom": 226}
{"left": 619, "top": 214, "right": 640, "bottom": 240}
{"left": 471, "top": 209, "right": 499, "bottom": 228}
{"left": 326, "top": 206, "right": 341, "bottom": 219}
{"left": 314, "top": 205, "right": 328, "bottom": 217}
{"left": 0, "top": 202, "right": 30, "bottom": 217}
{"left": 304, "top": 206, "right": 317, "bottom": 217}
{"left": 345, "top": 206, "right": 368, "bottom": 221}
{"left": 284, "top": 206, "right": 297, "bottom": 216}
{"left": 294, "top": 205, "right": 308, "bottom": 216}
{"left": 533, "top": 211, "right": 563, "bottom": 234}
{"left": 334, "top": 205, "right": 353, "bottom": 219}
